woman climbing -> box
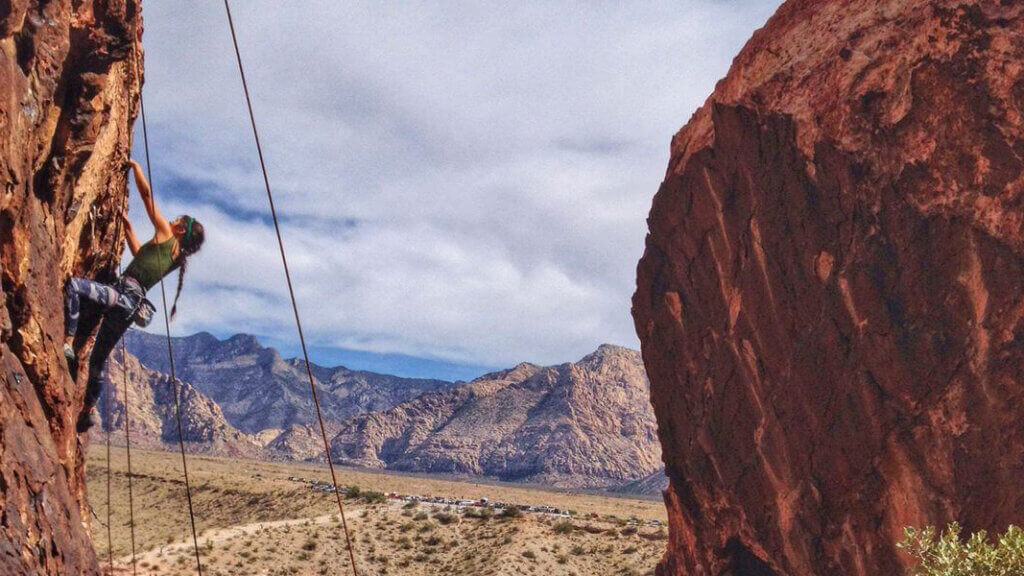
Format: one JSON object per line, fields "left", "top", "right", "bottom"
{"left": 64, "top": 159, "right": 205, "bottom": 433}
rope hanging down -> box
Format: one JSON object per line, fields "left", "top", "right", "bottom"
{"left": 116, "top": 341, "right": 138, "bottom": 576}
{"left": 101, "top": 35, "right": 147, "bottom": 576}
{"left": 107, "top": 32, "right": 155, "bottom": 576}
{"left": 221, "top": 1, "right": 360, "bottom": 574}
{"left": 104, "top": 382, "right": 113, "bottom": 573}
{"left": 135, "top": 51, "right": 205, "bottom": 576}
{"left": 105, "top": 191, "right": 139, "bottom": 576}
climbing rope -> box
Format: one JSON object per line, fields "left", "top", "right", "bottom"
{"left": 113, "top": 190, "right": 139, "bottom": 576}
{"left": 117, "top": 340, "right": 138, "bottom": 576}
{"left": 104, "top": 391, "right": 113, "bottom": 574}
{"left": 134, "top": 44, "right": 205, "bottom": 576}
{"left": 221, "top": 1, "right": 360, "bottom": 573}
{"left": 103, "top": 191, "right": 139, "bottom": 576}
{"left": 99, "top": 36, "right": 147, "bottom": 576}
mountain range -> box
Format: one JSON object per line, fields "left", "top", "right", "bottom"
{"left": 97, "top": 331, "right": 664, "bottom": 492}
{"left": 330, "top": 345, "right": 660, "bottom": 489}
{"left": 123, "top": 331, "right": 454, "bottom": 434}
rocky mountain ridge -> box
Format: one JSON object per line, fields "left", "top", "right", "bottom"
{"left": 124, "top": 330, "right": 456, "bottom": 434}
{"left": 330, "top": 344, "right": 662, "bottom": 489}
{"left": 100, "top": 334, "right": 663, "bottom": 492}
{"left": 95, "top": 349, "right": 261, "bottom": 458}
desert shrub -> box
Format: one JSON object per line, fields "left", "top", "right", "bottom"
{"left": 433, "top": 512, "right": 457, "bottom": 525}
{"left": 413, "top": 512, "right": 429, "bottom": 521}
{"left": 522, "top": 549, "right": 537, "bottom": 559}
{"left": 403, "top": 500, "right": 420, "bottom": 509}
{"left": 501, "top": 506, "right": 523, "bottom": 519}
{"left": 899, "top": 523, "right": 1024, "bottom": 576}
{"left": 553, "top": 521, "right": 575, "bottom": 535}
{"left": 640, "top": 528, "right": 669, "bottom": 541}
{"left": 345, "top": 485, "right": 361, "bottom": 499}
{"left": 361, "top": 491, "right": 387, "bottom": 504}
{"left": 301, "top": 539, "right": 317, "bottom": 551}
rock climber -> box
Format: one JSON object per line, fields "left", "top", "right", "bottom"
{"left": 64, "top": 159, "right": 205, "bottom": 433}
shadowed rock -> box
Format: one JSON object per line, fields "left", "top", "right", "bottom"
{"left": 633, "top": 1, "right": 1024, "bottom": 574}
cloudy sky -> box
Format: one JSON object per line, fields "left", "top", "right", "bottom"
{"left": 130, "top": 1, "right": 781, "bottom": 380}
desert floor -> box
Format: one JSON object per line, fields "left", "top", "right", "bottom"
{"left": 86, "top": 446, "right": 668, "bottom": 575}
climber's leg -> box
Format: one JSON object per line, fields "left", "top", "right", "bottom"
{"left": 78, "top": 291, "right": 135, "bottom": 433}
{"left": 63, "top": 277, "right": 119, "bottom": 338}
{"left": 64, "top": 277, "right": 121, "bottom": 377}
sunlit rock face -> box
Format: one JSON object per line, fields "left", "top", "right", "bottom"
{"left": 1, "top": 1, "right": 141, "bottom": 572}
{"left": 633, "top": 1, "right": 1024, "bottom": 574}
{"left": 330, "top": 345, "right": 662, "bottom": 489}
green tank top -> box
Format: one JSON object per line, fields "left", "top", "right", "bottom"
{"left": 123, "top": 237, "right": 178, "bottom": 290}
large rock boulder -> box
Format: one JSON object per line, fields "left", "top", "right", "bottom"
{"left": 1, "top": 1, "right": 140, "bottom": 573}
{"left": 633, "top": 1, "right": 1024, "bottom": 575}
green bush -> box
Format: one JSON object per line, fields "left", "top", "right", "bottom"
{"left": 553, "top": 521, "right": 575, "bottom": 535}
{"left": 361, "top": 491, "right": 387, "bottom": 504}
{"left": 899, "top": 523, "right": 1024, "bottom": 575}
{"left": 501, "top": 506, "right": 523, "bottom": 519}
{"left": 433, "top": 512, "right": 457, "bottom": 525}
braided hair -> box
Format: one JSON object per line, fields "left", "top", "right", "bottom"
{"left": 170, "top": 215, "right": 205, "bottom": 319}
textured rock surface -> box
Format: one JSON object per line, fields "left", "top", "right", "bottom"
{"left": 264, "top": 422, "right": 342, "bottom": 461}
{"left": 125, "top": 330, "right": 456, "bottom": 436}
{"left": 331, "top": 345, "right": 661, "bottom": 489}
{"left": 0, "top": 1, "right": 140, "bottom": 573}
{"left": 633, "top": 1, "right": 1024, "bottom": 575}
{"left": 614, "top": 467, "right": 669, "bottom": 496}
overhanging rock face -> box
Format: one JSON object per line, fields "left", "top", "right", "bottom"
{"left": 633, "top": 1, "right": 1024, "bottom": 575}
{"left": 1, "top": 1, "right": 140, "bottom": 573}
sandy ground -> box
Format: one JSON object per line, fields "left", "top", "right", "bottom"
{"left": 89, "top": 447, "right": 667, "bottom": 575}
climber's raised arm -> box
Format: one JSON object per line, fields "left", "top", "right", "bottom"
{"left": 121, "top": 208, "right": 141, "bottom": 256}
{"left": 128, "top": 159, "right": 173, "bottom": 242}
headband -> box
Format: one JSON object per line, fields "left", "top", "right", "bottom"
{"left": 185, "top": 216, "right": 194, "bottom": 241}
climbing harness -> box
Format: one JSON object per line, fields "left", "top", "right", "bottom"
{"left": 222, "top": 1, "right": 360, "bottom": 573}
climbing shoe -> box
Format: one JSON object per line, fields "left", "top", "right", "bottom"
{"left": 64, "top": 343, "right": 78, "bottom": 375}
{"left": 76, "top": 408, "right": 96, "bottom": 434}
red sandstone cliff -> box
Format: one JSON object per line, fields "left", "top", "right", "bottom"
{"left": 633, "top": 1, "right": 1024, "bottom": 575}
{"left": 1, "top": 1, "right": 140, "bottom": 573}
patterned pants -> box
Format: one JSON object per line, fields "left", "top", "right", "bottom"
{"left": 64, "top": 277, "right": 142, "bottom": 410}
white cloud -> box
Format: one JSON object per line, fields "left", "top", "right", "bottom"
{"left": 128, "top": 0, "right": 781, "bottom": 367}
